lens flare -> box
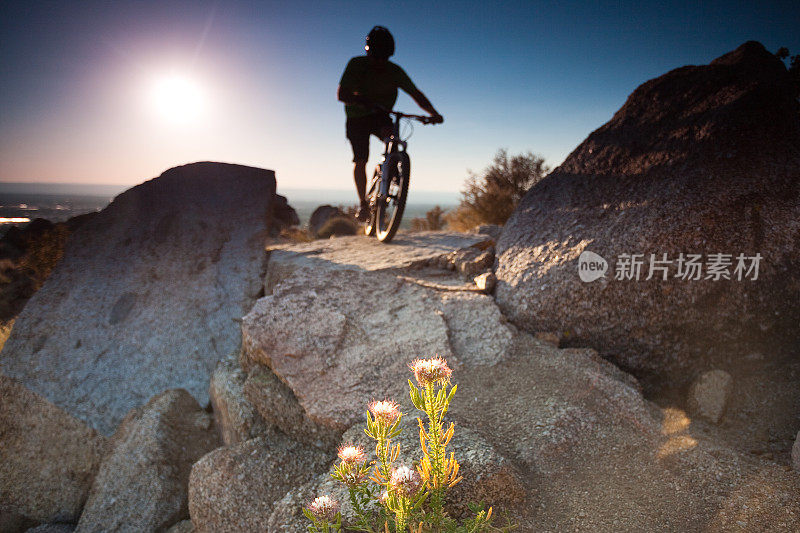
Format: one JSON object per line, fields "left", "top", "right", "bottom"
{"left": 149, "top": 73, "right": 204, "bottom": 123}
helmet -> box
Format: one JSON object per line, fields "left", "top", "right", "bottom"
{"left": 365, "top": 26, "right": 394, "bottom": 59}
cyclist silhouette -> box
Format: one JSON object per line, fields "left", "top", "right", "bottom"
{"left": 337, "top": 26, "right": 443, "bottom": 222}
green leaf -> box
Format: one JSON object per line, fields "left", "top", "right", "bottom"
{"left": 448, "top": 384, "right": 458, "bottom": 402}
{"left": 389, "top": 415, "right": 402, "bottom": 435}
{"left": 436, "top": 387, "right": 446, "bottom": 406}
{"left": 409, "top": 380, "right": 423, "bottom": 410}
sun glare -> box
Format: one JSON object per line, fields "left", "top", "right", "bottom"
{"left": 149, "top": 73, "right": 204, "bottom": 124}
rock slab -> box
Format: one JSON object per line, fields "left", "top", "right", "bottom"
{"left": 495, "top": 41, "right": 800, "bottom": 381}
{"left": 76, "top": 389, "right": 219, "bottom": 533}
{"left": 0, "top": 162, "right": 275, "bottom": 434}
{"left": 188, "top": 435, "right": 327, "bottom": 533}
{"left": 243, "top": 365, "right": 338, "bottom": 449}
{"left": 209, "top": 353, "right": 266, "bottom": 446}
{"left": 242, "top": 233, "right": 513, "bottom": 446}
{"left": 265, "top": 232, "right": 491, "bottom": 288}
{"left": 686, "top": 369, "right": 733, "bottom": 424}
{"left": 242, "top": 266, "right": 453, "bottom": 434}
{"left": 0, "top": 374, "right": 107, "bottom": 524}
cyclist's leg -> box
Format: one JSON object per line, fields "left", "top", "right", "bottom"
{"left": 369, "top": 115, "right": 392, "bottom": 190}
{"left": 353, "top": 160, "right": 367, "bottom": 203}
{"left": 346, "top": 116, "right": 371, "bottom": 206}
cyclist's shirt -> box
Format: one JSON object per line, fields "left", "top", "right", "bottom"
{"left": 339, "top": 56, "right": 418, "bottom": 118}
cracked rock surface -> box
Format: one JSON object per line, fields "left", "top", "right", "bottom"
{"left": 76, "top": 389, "right": 219, "bottom": 533}
{"left": 0, "top": 162, "right": 275, "bottom": 435}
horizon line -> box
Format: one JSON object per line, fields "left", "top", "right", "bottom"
{"left": 0, "top": 181, "right": 462, "bottom": 196}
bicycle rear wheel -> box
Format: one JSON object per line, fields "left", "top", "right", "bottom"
{"left": 364, "top": 167, "right": 380, "bottom": 236}
{"left": 376, "top": 153, "right": 410, "bottom": 243}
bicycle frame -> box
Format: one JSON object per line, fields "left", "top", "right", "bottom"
{"left": 378, "top": 113, "right": 408, "bottom": 197}
{"left": 365, "top": 110, "right": 434, "bottom": 242}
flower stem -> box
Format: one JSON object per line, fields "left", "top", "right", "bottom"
{"left": 395, "top": 496, "right": 408, "bottom": 533}
{"left": 377, "top": 432, "right": 391, "bottom": 483}
{"left": 348, "top": 487, "right": 371, "bottom": 532}
{"left": 425, "top": 384, "right": 445, "bottom": 522}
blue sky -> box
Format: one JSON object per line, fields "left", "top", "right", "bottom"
{"left": 1, "top": 0, "right": 798, "bottom": 194}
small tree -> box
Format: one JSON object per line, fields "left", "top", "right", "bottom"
{"left": 776, "top": 47, "right": 800, "bottom": 99}
{"left": 410, "top": 206, "right": 446, "bottom": 232}
{"left": 446, "top": 149, "right": 549, "bottom": 231}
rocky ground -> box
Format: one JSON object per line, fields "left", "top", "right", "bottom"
{"left": 242, "top": 231, "right": 800, "bottom": 532}
{"left": 2, "top": 228, "right": 799, "bottom": 532}
{"left": 2, "top": 40, "right": 799, "bottom": 532}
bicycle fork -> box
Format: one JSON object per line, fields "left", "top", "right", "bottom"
{"left": 378, "top": 156, "right": 391, "bottom": 198}
{"left": 378, "top": 138, "right": 407, "bottom": 198}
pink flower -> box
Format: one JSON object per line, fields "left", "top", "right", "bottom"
{"left": 389, "top": 465, "right": 422, "bottom": 496}
{"left": 337, "top": 444, "right": 366, "bottom": 464}
{"left": 368, "top": 400, "right": 401, "bottom": 424}
{"left": 307, "top": 495, "right": 339, "bottom": 522}
{"left": 409, "top": 357, "right": 452, "bottom": 387}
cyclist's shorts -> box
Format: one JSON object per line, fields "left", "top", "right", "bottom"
{"left": 346, "top": 113, "right": 392, "bottom": 162}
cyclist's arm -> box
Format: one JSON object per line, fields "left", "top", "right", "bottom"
{"left": 407, "top": 88, "right": 443, "bottom": 122}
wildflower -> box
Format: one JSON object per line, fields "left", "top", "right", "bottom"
{"left": 307, "top": 495, "right": 339, "bottom": 522}
{"left": 337, "top": 444, "right": 366, "bottom": 464}
{"left": 409, "top": 357, "right": 452, "bottom": 387}
{"left": 368, "top": 400, "right": 401, "bottom": 424}
{"left": 333, "top": 445, "right": 369, "bottom": 487}
{"left": 389, "top": 465, "right": 422, "bottom": 496}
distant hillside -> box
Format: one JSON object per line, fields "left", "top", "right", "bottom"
{"left": 0, "top": 182, "right": 128, "bottom": 196}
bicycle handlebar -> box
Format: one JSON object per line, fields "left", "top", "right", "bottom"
{"left": 390, "top": 111, "right": 440, "bottom": 124}
{"left": 367, "top": 103, "right": 441, "bottom": 124}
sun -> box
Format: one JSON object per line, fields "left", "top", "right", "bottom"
{"left": 149, "top": 73, "right": 204, "bottom": 124}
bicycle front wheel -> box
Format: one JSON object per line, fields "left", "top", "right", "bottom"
{"left": 376, "top": 153, "right": 410, "bottom": 243}
{"left": 364, "top": 166, "right": 380, "bottom": 237}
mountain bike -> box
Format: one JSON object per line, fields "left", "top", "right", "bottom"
{"left": 364, "top": 110, "right": 438, "bottom": 243}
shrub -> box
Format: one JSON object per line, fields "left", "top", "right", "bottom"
{"left": 317, "top": 215, "right": 359, "bottom": 239}
{"left": 341, "top": 204, "right": 359, "bottom": 219}
{"left": 446, "top": 149, "right": 548, "bottom": 231}
{"left": 304, "top": 357, "right": 514, "bottom": 532}
{"left": 410, "top": 206, "right": 447, "bottom": 232}
{"left": 279, "top": 226, "right": 314, "bottom": 243}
